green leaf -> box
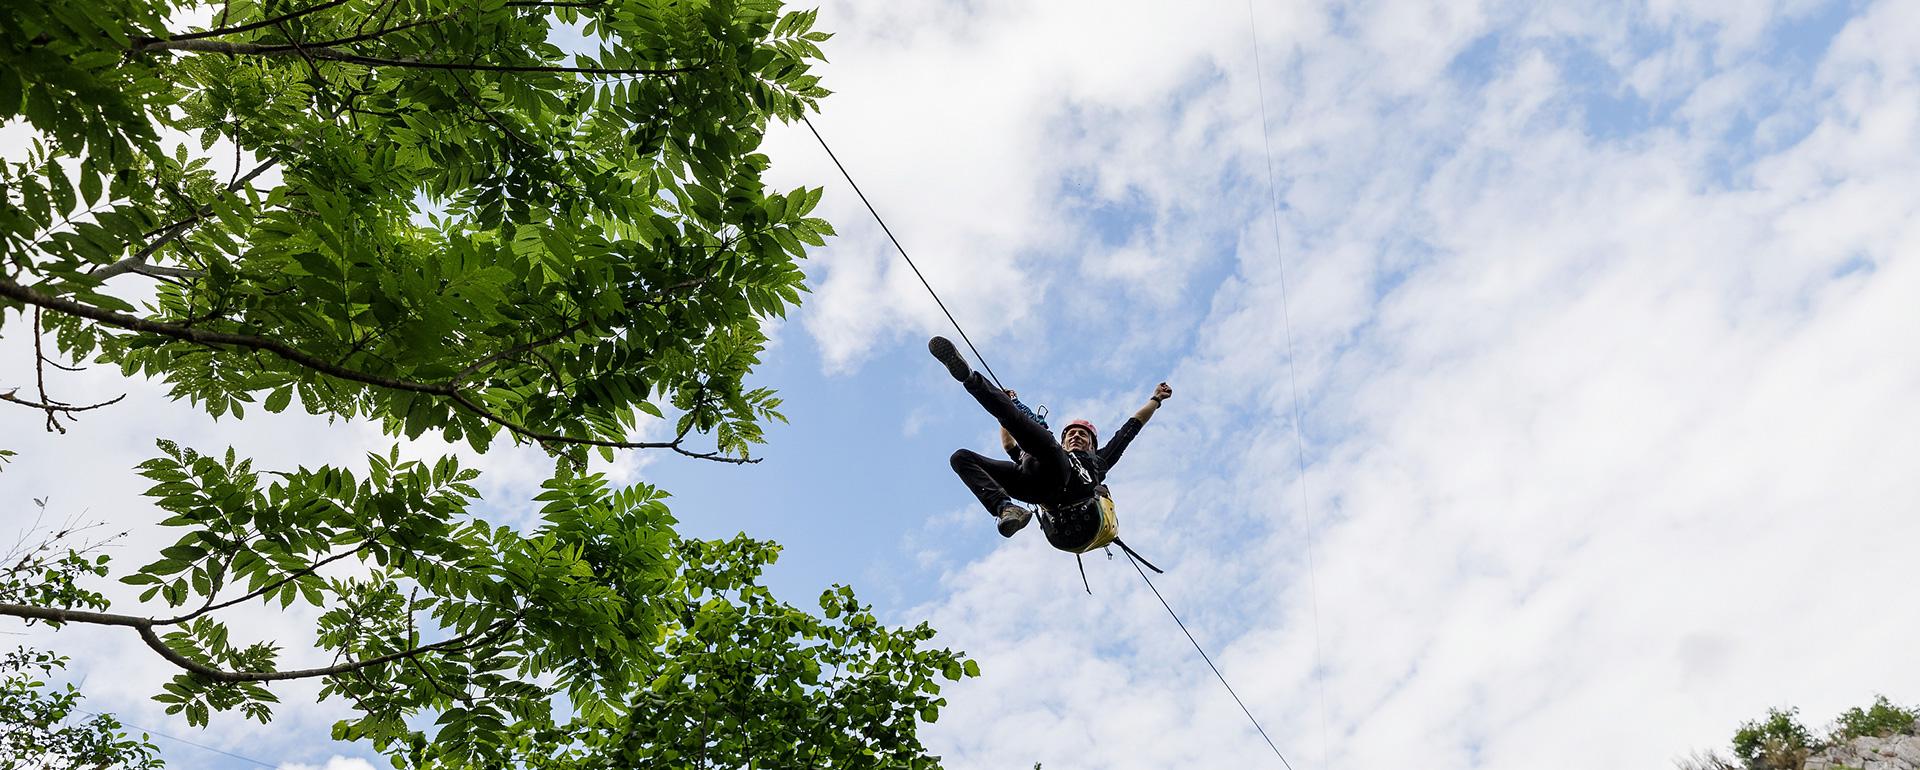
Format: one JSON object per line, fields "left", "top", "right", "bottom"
{"left": 0, "top": 68, "right": 21, "bottom": 115}
{"left": 79, "top": 168, "right": 101, "bottom": 207}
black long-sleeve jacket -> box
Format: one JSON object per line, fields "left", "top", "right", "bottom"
{"left": 1010, "top": 417, "right": 1144, "bottom": 505}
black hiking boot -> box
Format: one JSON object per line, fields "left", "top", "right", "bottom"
{"left": 995, "top": 503, "right": 1032, "bottom": 538}
{"left": 928, "top": 336, "right": 970, "bottom": 382}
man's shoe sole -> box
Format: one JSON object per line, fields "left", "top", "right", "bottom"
{"left": 928, "top": 336, "right": 970, "bottom": 382}
{"left": 997, "top": 508, "right": 1031, "bottom": 537}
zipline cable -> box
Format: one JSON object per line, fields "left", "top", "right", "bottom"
{"left": 1124, "top": 548, "right": 1295, "bottom": 770}
{"left": 800, "top": 114, "right": 1008, "bottom": 391}
{"left": 802, "top": 112, "right": 1298, "bottom": 769}
{"left": 82, "top": 709, "right": 279, "bottom": 769}
{"left": 1243, "top": 0, "right": 1334, "bottom": 765}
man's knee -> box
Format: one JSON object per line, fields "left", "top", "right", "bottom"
{"left": 950, "top": 448, "right": 983, "bottom": 471}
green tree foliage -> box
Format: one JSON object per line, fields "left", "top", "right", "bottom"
{"left": 575, "top": 538, "right": 974, "bottom": 768}
{"left": 1, "top": 0, "right": 833, "bottom": 460}
{"left": 1732, "top": 707, "right": 1815, "bottom": 770}
{"left": 1833, "top": 696, "right": 1919, "bottom": 742}
{"left": 1680, "top": 697, "right": 1920, "bottom": 770}
{"left": 0, "top": 505, "right": 160, "bottom": 769}
{"left": 21, "top": 446, "right": 971, "bottom": 768}
{"left": 1, "top": 648, "right": 162, "bottom": 770}
{"left": 0, "top": 1, "right": 978, "bottom": 767}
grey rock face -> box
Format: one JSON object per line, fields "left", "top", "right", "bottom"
{"left": 1804, "top": 733, "right": 1920, "bottom": 770}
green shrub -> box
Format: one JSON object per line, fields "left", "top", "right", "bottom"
{"left": 1833, "top": 696, "right": 1919, "bottom": 741}
{"left": 1732, "top": 708, "right": 1815, "bottom": 770}
{"left": 1684, "top": 696, "right": 1920, "bottom": 770}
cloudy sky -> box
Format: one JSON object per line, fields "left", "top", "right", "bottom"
{"left": 4, "top": 0, "right": 1919, "bottom": 768}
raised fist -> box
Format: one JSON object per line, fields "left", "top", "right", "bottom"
{"left": 1152, "top": 382, "right": 1172, "bottom": 402}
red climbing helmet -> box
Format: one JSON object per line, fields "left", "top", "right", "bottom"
{"left": 1062, "top": 419, "right": 1097, "bottom": 444}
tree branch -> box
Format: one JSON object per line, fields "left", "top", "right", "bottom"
{"left": 0, "top": 277, "right": 757, "bottom": 461}
{"left": 153, "top": 538, "right": 380, "bottom": 626}
{"left": 0, "top": 602, "right": 520, "bottom": 683}
{"left": 139, "top": 0, "right": 607, "bottom": 52}
{"left": 32, "top": 307, "right": 59, "bottom": 432}
{"left": 143, "top": 0, "right": 354, "bottom": 45}
{"left": 135, "top": 615, "right": 520, "bottom": 683}
{"left": 272, "top": 1, "right": 608, "bottom": 52}
{"left": 129, "top": 264, "right": 205, "bottom": 279}
{"left": 281, "top": 0, "right": 618, "bottom": 56}
{"left": 134, "top": 39, "right": 699, "bottom": 76}
{"left": 351, "top": 0, "right": 399, "bottom": 38}
{"left": 0, "top": 604, "right": 148, "bottom": 628}
{"left": 93, "top": 158, "right": 280, "bottom": 283}
{"left": 17, "top": 308, "right": 125, "bottom": 432}
{"left": 446, "top": 390, "right": 755, "bottom": 463}
{"left": 451, "top": 318, "right": 591, "bottom": 385}
{"left": 0, "top": 390, "right": 126, "bottom": 417}
{"left": 0, "top": 276, "right": 453, "bottom": 396}
{"left": 284, "top": 16, "right": 443, "bottom": 50}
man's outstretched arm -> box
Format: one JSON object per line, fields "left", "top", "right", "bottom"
{"left": 1133, "top": 382, "right": 1173, "bottom": 424}
{"left": 1100, "top": 382, "right": 1172, "bottom": 467}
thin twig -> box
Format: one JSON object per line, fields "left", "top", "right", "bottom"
{"left": 281, "top": 1, "right": 609, "bottom": 51}
{"left": 19, "top": 309, "right": 125, "bottom": 431}
{"left": 135, "top": 39, "right": 700, "bottom": 76}
{"left": 449, "top": 71, "right": 544, "bottom": 159}
{"left": 451, "top": 317, "right": 590, "bottom": 384}
{"left": 447, "top": 390, "right": 755, "bottom": 463}
{"left": 129, "top": 264, "right": 205, "bottom": 279}
{"left": 93, "top": 158, "right": 279, "bottom": 282}
{"left": 274, "top": 19, "right": 330, "bottom": 85}
{"left": 351, "top": 0, "right": 396, "bottom": 38}
{"left": 144, "top": 0, "right": 354, "bottom": 45}
{"left": 153, "top": 538, "right": 383, "bottom": 626}
{"left": 287, "top": 16, "right": 443, "bottom": 50}
{"left": 32, "top": 308, "right": 56, "bottom": 432}
{"left": 0, "top": 390, "right": 127, "bottom": 417}
{"left": 226, "top": 122, "right": 243, "bottom": 189}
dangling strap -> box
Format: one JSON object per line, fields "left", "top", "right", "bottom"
{"left": 1113, "top": 537, "right": 1163, "bottom": 574}
{"left": 1076, "top": 552, "right": 1092, "bottom": 594}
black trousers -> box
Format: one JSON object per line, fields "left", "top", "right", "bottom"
{"left": 948, "top": 372, "right": 1070, "bottom": 515}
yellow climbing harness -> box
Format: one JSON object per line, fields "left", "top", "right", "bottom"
{"left": 1041, "top": 491, "right": 1163, "bottom": 594}
{"left": 1067, "top": 493, "right": 1120, "bottom": 554}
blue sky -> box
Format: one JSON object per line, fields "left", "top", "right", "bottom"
{"left": 5, "top": 1, "right": 1920, "bottom": 769}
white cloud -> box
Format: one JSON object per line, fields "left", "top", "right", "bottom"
{"left": 890, "top": 1, "right": 1920, "bottom": 769}
{"left": 762, "top": 0, "right": 1262, "bottom": 369}
{"left": 278, "top": 756, "right": 378, "bottom": 770}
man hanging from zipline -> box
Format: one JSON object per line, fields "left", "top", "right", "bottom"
{"left": 929, "top": 336, "right": 1171, "bottom": 555}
